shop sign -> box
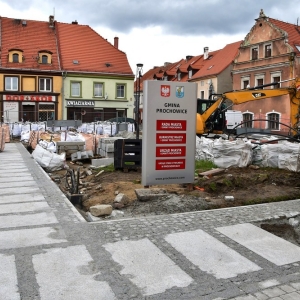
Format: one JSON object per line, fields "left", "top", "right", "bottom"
{"left": 67, "top": 100, "right": 95, "bottom": 107}
{"left": 3, "top": 95, "right": 54, "bottom": 101}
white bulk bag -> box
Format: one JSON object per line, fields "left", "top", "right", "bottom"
{"left": 32, "top": 144, "right": 65, "bottom": 172}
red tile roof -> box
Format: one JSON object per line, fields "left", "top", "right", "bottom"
{"left": 134, "top": 66, "right": 163, "bottom": 91}
{"left": 191, "top": 41, "right": 242, "bottom": 80}
{"left": 0, "top": 16, "right": 133, "bottom": 76}
{"left": 188, "top": 54, "right": 205, "bottom": 70}
{"left": 56, "top": 22, "right": 133, "bottom": 75}
{"left": 268, "top": 18, "right": 300, "bottom": 55}
{"left": 0, "top": 17, "right": 60, "bottom": 71}
{"left": 163, "top": 60, "right": 182, "bottom": 76}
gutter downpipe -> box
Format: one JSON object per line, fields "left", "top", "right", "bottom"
{"left": 62, "top": 71, "right": 67, "bottom": 119}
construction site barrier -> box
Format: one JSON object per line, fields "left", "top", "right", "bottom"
{"left": 114, "top": 139, "right": 142, "bottom": 171}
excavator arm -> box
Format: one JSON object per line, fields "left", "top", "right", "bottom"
{"left": 196, "top": 78, "right": 300, "bottom": 136}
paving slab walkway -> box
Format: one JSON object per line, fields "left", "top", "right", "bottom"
{"left": 1, "top": 142, "right": 300, "bottom": 299}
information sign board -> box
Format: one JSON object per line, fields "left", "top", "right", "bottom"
{"left": 142, "top": 81, "right": 197, "bottom": 185}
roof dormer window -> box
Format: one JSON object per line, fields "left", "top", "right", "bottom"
{"left": 38, "top": 51, "right": 52, "bottom": 64}
{"left": 13, "top": 53, "right": 19, "bottom": 63}
{"left": 8, "top": 49, "right": 23, "bottom": 63}
{"left": 42, "top": 55, "right": 48, "bottom": 64}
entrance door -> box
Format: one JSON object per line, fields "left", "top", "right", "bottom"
{"left": 22, "top": 105, "right": 36, "bottom": 122}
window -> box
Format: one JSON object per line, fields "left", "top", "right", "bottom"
{"left": 94, "top": 83, "right": 103, "bottom": 97}
{"left": 251, "top": 47, "right": 258, "bottom": 60}
{"left": 243, "top": 80, "right": 249, "bottom": 89}
{"left": 255, "top": 74, "right": 265, "bottom": 88}
{"left": 178, "top": 72, "right": 181, "bottom": 81}
{"left": 265, "top": 44, "right": 272, "bottom": 58}
{"left": 39, "top": 78, "right": 52, "bottom": 92}
{"left": 5, "top": 77, "right": 18, "bottom": 91}
{"left": 201, "top": 81, "right": 204, "bottom": 86}
{"left": 242, "top": 112, "right": 253, "bottom": 128}
{"left": 267, "top": 112, "right": 280, "bottom": 130}
{"left": 41, "top": 55, "right": 48, "bottom": 64}
{"left": 12, "top": 53, "right": 19, "bottom": 63}
{"left": 39, "top": 104, "right": 55, "bottom": 121}
{"left": 200, "top": 91, "right": 204, "bottom": 99}
{"left": 8, "top": 50, "right": 23, "bottom": 63}
{"left": 241, "top": 76, "right": 250, "bottom": 89}
{"left": 71, "top": 82, "right": 81, "bottom": 97}
{"left": 116, "top": 84, "right": 125, "bottom": 98}
{"left": 38, "top": 52, "right": 52, "bottom": 64}
{"left": 271, "top": 73, "right": 281, "bottom": 88}
{"left": 257, "top": 78, "right": 264, "bottom": 87}
{"left": 188, "top": 69, "right": 192, "bottom": 79}
{"left": 272, "top": 76, "right": 281, "bottom": 88}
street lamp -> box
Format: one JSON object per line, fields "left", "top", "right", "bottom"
{"left": 135, "top": 63, "right": 143, "bottom": 139}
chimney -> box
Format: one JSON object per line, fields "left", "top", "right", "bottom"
{"left": 186, "top": 55, "right": 193, "bottom": 61}
{"left": 114, "top": 37, "right": 119, "bottom": 49}
{"left": 204, "top": 47, "right": 209, "bottom": 60}
{"left": 49, "top": 15, "right": 54, "bottom": 27}
{"left": 72, "top": 20, "right": 78, "bottom": 25}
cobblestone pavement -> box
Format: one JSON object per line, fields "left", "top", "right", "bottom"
{"left": 1, "top": 142, "right": 300, "bottom": 300}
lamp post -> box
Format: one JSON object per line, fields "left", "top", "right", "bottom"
{"left": 135, "top": 63, "right": 143, "bottom": 139}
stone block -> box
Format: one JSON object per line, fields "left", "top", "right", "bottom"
{"left": 135, "top": 188, "right": 167, "bottom": 202}
{"left": 114, "top": 193, "right": 129, "bottom": 205}
{"left": 91, "top": 158, "right": 114, "bottom": 167}
{"left": 90, "top": 204, "right": 112, "bottom": 217}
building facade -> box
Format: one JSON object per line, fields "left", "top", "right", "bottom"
{"left": 0, "top": 16, "right": 134, "bottom": 123}
{"left": 56, "top": 21, "right": 134, "bottom": 122}
{"left": 0, "top": 17, "right": 62, "bottom": 123}
{"left": 232, "top": 9, "right": 300, "bottom": 134}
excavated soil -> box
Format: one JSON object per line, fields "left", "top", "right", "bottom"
{"left": 49, "top": 162, "right": 300, "bottom": 218}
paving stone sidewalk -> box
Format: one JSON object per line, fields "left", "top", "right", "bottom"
{"left": 1, "top": 142, "right": 300, "bottom": 300}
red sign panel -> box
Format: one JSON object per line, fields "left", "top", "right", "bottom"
{"left": 156, "top": 146, "right": 186, "bottom": 157}
{"left": 156, "top": 133, "right": 186, "bottom": 144}
{"left": 161, "top": 85, "right": 170, "bottom": 97}
{"left": 156, "top": 120, "right": 186, "bottom": 131}
{"left": 3, "top": 95, "right": 54, "bottom": 102}
{"left": 156, "top": 159, "right": 186, "bottom": 170}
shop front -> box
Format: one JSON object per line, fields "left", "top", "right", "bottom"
{"left": 66, "top": 100, "right": 129, "bottom": 123}
{"left": 2, "top": 94, "right": 59, "bottom": 123}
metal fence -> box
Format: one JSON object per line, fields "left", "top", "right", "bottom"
{"left": 2, "top": 109, "right": 136, "bottom": 124}
{"left": 1, "top": 120, "right": 136, "bottom": 140}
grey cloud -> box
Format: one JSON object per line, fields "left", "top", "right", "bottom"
{"left": 2, "top": 0, "right": 300, "bottom": 36}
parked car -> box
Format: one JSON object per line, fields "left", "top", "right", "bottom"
{"left": 105, "top": 117, "right": 136, "bottom": 124}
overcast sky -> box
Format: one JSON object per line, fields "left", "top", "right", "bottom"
{"left": 1, "top": 0, "right": 300, "bottom": 75}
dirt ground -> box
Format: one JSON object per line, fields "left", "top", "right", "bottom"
{"left": 49, "top": 160, "right": 300, "bottom": 218}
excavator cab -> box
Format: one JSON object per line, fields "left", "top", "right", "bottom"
{"left": 196, "top": 98, "right": 226, "bottom": 132}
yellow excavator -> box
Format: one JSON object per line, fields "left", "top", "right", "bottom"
{"left": 196, "top": 78, "right": 300, "bottom": 138}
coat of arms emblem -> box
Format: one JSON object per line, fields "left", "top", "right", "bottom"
{"left": 161, "top": 85, "right": 170, "bottom": 97}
